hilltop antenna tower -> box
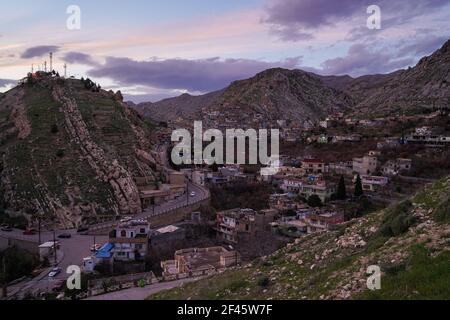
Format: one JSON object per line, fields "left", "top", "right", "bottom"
{"left": 49, "top": 52, "right": 53, "bottom": 72}
{"left": 31, "top": 64, "right": 34, "bottom": 73}
{"left": 44, "top": 61, "right": 47, "bottom": 72}
{"left": 64, "top": 64, "right": 67, "bottom": 78}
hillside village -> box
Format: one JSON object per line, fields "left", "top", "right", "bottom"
{"left": 1, "top": 40, "right": 449, "bottom": 301}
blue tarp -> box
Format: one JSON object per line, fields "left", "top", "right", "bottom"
{"left": 95, "top": 243, "right": 114, "bottom": 259}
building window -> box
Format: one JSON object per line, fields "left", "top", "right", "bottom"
{"left": 121, "top": 230, "right": 126, "bottom": 237}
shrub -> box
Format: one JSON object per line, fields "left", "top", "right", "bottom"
{"left": 378, "top": 200, "right": 416, "bottom": 237}
{"left": 56, "top": 149, "right": 65, "bottom": 158}
{"left": 50, "top": 124, "right": 59, "bottom": 134}
{"left": 307, "top": 195, "right": 323, "bottom": 208}
{"left": 257, "top": 275, "right": 270, "bottom": 288}
{"left": 434, "top": 198, "right": 450, "bottom": 223}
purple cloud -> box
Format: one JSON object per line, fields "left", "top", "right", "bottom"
{"left": 62, "top": 52, "right": 99, "bottom": 66}
{"left": 319, "top": 43, "right": 414, "bottom": 77}
{"left": 21, "top": 45, "right": 60, "bottom": 59}
{"left": 264, "top": 0, "right": 450, "bottom": 42}
{"left": 0, "top": 79, "right": 16, "bottom": 86}
{"left": 88, "top": 56, "right": 302, "bottom": 92}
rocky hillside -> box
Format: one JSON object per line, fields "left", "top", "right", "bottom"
{"left": 137, "top": 39, "right": 450, "bottom": 123}
{"left": 151, "top": 177, "right": 450, "bottom": 300}
{"left": 0, "top": 74, "right": 167, "bottom": 228}
{"left": 207, "top": 68, "right": 352, "bottom": 122}
{"left": 343, "top": 39, "right": 450, "bottom": 117}
{"left": 134, "top": 90, "right": 223, "bottom": 122}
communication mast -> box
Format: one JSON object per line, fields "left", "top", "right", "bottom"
{"left": 44, "top": 61, "right": 47, "bottom": 72}
{"left": 64, "top": 64, "right": 67, "bottom": 78}
{"left": 49, "top": 52, "right": 53, "bottom": 72}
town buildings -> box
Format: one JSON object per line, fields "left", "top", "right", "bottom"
{"left": 161, "top": 246, "right": 240, "bottom": 277}
{"left": 216, "top": 208, "right": 277, "bottom": 244}
{"left": 109, "top": 219, "right": 150, "bottom": 261}
{"left": 353, "top": 156, "right": 378, "bottom": 175}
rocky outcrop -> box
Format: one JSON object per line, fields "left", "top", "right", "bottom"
{"left": 52, "top": 86, "right": 142, "bottom": 215}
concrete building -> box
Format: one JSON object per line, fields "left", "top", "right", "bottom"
{"left": 109, "top": 219, "right": 150, "bottom": 261}
{"left": 216, "top": 208, "right": 277, "bottom": 244}
{"left": 358, "top": 175, "right": 389, "bottom": 192}
{"left": 382, "top": 158, "right": 413, "bottom": 176}
{"left": 305, "top": 212, "right": 345, "bottom": 234}
{"left": 161, "top": 246, "right": 240, "bottom": 277}
{"left": 353, "top": 156, "right": 378, "bottom": 175}
{"left": 302, "top": 159, "right": 326, "bottom": 174}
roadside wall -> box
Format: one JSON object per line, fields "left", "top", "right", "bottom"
{"left": 0, "top": 235, "right": 39, "bottom": 254}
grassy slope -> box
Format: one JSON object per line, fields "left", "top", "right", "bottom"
{"left": 150, "top": 177, "right": 450, "bottom": 300}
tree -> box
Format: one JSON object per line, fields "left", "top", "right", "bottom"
{"left": 354, "top": 174, "right": 364, "bottom": 197}
{"left": 336, "top": 175, "right": 347, "bottom": 200}
{"left": 307, "top": 195, "right": 323, "bottom": 208}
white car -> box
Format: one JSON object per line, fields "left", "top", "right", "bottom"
{"left": 190, "top": 192, "right": 196, "bottom": 197}
{"left": 48, "top": 267, "right": 62, "bottom": 278}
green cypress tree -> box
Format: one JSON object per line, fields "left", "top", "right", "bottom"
{"left": 354, "top": 174, "right": 364, "bottom": 197}
{"left": 337, "top": 175, "right": 347, "bottom": 200}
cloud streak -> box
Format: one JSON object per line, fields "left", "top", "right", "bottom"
{"left": 21, "top": 45, "right": 60, "bottom": 59}
{"left": 88, "top": 56, "right": 302, "bottom": 92}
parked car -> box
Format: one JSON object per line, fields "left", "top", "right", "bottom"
{"left": 58, "top": 233, "right": 72, "bottom": 239}
{"left": 23, "top": 228, "right": 37, "bottom": 235}
{"left": 90, "top": 244, "right": 102, "bottom": 252}
{"left": 190, "top": 191, "right": 196, "bottom": 197}
{"left": 1, "top": 226, "right": 12, "bottom": 232}
{"left": 48, "top": 267, "right": 62, "bottom": 278}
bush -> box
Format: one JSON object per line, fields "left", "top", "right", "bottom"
{"left": 378, "top": 200, "right": 416, "bottom": 237}
{"left": 257, "top": 275, "right": 270, "bottom": 288}
{"left": 434, "top": 198, "right": 450, "bottom": 223}
{"left": 307, "top": 195, "right": 323, "bottom": 208}
{"left": 56, "top": 149, "right": 65, "bottom": 158}
{"left": 50, "top": 124, "right": 59, "bottom": 134}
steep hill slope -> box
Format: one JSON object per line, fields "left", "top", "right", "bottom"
{"left": 350, "top": 39, "right": 450, "bottom": 117}
{"left": 151, "top": 177, "right": 450, "bottom": 300}
{"left": 134, "top": 90, "right": 223, "bottom": 122}
{"left": 206, "top": 68, "right": 352, "bottom": 122}
{"left": 0, "top": 75, "right": 166, "bottom": 228}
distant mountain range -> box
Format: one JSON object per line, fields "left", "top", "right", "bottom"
{"left": 133, "top": 39, "right": 450, "bottom": 123}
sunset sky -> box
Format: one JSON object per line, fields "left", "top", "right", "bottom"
{"left": 1, "top": 0, "right": 449, "bottom": 102}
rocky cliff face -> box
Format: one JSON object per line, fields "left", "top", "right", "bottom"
{"left": 0, "top": 75, "right": 166, "bottom": 228}
{"left": 329, "top": 39, "right": 450, "bottom": 117}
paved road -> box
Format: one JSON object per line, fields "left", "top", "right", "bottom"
{"left": 1, "top": 229, "right": 107, "bottom": 299}
{"left": 85, "top": 277, "right": 201, "bottom": 300}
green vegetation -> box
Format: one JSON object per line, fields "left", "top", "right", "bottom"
{"left": 376, "top": 200, "right": 416, "bottom": 238}
{"left": 210, "top": 182, "right": 273, "bottom": 211}
{"left": 354, "top": 174, "right": 364, "bottom": 197}
{"left": 433, "top": 197, "right": 450, "bottom": 223}
{"left": 336, "top": 175, "right": 347, "bottom": 200}
{"left": 357, "top": 245, "right": 450, "bottom": 300}
{"left": 307, "top": 195, "right": 323, "bottom": 208}
{"left": 0, "top": 247, "right": 39, "bottom": 284}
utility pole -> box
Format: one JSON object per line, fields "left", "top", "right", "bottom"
{"left": 38, "top": 216, "right": 41, "bottom": 245}
{"left": 2, "top": 256, "right": 7, "bottom": 299}
{"left": 53, "top": 230, "right": 57, "bottom": 265}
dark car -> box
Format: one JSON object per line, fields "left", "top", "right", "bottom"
{"left": 58, "top": 233, "right": 72, "bottom": 239}
{"left": 23, "top": 228, "right": 37, "bottom": 235}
